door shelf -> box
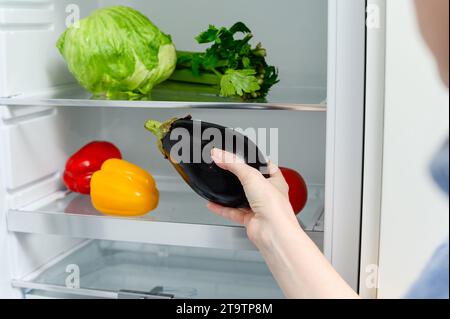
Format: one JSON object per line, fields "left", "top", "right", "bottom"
{"left": 13, "top": 240, "right": 284, "bottom": 299}
{"left": 0, "top": 83, "right": 327, "bottom": 111}
{"left": 7, "top": 186, "right": 324, "bottom": 251}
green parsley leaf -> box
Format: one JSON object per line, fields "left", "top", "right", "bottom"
{"left": 220, "top": 69, "right": 261, "bottom": 97}
{"left": 196, "top": 25, "right": 220, "bottom": 44}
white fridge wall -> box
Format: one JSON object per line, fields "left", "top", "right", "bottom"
{"left": 0, "top": 0, "right": 98, "bottom": 97}
{"left": 378, "top": 0, "right": 449, "bottom": 299}
{"left": 0, "top": 122, "right": 10, "bottom": 297}
{"left": 2, "top": 107, "right": 102, "bottom": 200}
{"left": 0, "top": 106, "right": 102, "bottom": 298}
{"left": 0, "top": 49, "right": 102, "bottom": 298}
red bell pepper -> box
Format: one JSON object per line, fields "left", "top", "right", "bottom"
{"left": 63, "top": 141, "right": 122, "bottom": 195}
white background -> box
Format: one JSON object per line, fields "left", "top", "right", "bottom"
{"left": 378, "top": 0, "right": 449, "bottom": 298}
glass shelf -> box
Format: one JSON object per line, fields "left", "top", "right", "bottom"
{"left": 13, "top": 240, "right": 284, "bottom": 299}
{"left": 7, "top": 186, "right": 324, "bottom": 250}
{"left": 0, "top": 82, "right": 327, "bottom": 111}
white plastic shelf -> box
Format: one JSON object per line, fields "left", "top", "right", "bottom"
{"left": 13, "top": 240, "right": 284, "bottom": 299}
{"left": 0, "top": 83, "right": 327, "bottom": 111}
{"left": 7, "top": 186, "right": 324, "bottom": 251}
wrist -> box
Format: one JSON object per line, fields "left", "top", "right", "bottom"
{"left": 253, "top": 214, "right": 305, "bottom": 252}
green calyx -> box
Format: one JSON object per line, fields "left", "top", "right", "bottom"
{"left": 144, "top": 117, "right": 178, "bottom": 154}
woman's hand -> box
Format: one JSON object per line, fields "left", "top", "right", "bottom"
{"left": 208, "top": 148, "right": 359, "bottom": 299}
{"left": 207, "top": 148, "right": 302, "bottom": 249}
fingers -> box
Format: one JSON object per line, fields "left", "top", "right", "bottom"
{"left": 267, "top": 161, "right": 283, "bottom": 179}
{"left": 211, "top": 148, "right": 288, "bottom": 199}
{"left": 211, "top": 148, "right": 265, "bottom": 186}
{"left": 207, "top": 202, "right": 253, "bottom": 226}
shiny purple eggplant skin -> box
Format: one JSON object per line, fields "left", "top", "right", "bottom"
{"left": 145, "top": 116, "right": 268, "bottom": 208}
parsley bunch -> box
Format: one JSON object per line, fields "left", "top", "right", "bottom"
{"left": 171, "top": 22, "right": 279, "bottom": 100}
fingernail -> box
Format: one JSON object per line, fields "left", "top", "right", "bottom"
{"left": 211, "top": 149, "right": 245, "bottom": 165}
{"left": 267, "top": 161, "right": 279, "bottom": 175}
{"left": 211, "top": 148, "right": 221, "bottom": 162}
{"left": 211, "top": 148, "right": 232, "bottom": 164}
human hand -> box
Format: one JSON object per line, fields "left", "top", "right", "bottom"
{"left": 207, "top": 148, "right": 302, "bottom": 249}
{"left": 208, "top": 149, "right": 359, "bottom": 299}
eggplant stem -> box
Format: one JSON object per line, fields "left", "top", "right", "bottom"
{"left": 144, "top": 118, "right": 179, "bottom": 155}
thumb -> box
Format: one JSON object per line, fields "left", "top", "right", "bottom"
{"left": 211, "top": 148, "right": 287, "bottom": 215}
{"left": 211, "top": 148, "right": 266, "bottom": 186}
{"left": 267, "top": 161, "right": 289, "bottom": 197}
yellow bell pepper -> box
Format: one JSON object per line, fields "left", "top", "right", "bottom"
{"left": 90, "top": 159, "right": 159, "bottom": 217}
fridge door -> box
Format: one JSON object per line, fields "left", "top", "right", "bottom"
{"left": 323, "top": 0, "right": 366, "bottom": 290}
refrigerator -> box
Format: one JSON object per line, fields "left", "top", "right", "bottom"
{"left": 0, "top": 0, "right": 385, "bottom": 299}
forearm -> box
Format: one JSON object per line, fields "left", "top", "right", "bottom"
{"left": 257, "top": 222, "right": 360, "bottom": 299}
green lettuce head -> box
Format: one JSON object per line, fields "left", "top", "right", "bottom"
{"left": 57, "top": 6, "right": 177, "bottom": 97}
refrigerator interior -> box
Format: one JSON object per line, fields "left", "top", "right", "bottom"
{"left": 15, "top": 240, "right": 285, "bottom": 299}
{"left": 0, "top": 0, "right": 329, "bottom": 298}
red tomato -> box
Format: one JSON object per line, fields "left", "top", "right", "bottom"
{"left": 280, "top": 167, "right": 308, "bottom": 215}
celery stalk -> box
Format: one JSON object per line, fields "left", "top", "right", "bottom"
{"left": 169, "top": 69, "right": 220, "bottom": 86}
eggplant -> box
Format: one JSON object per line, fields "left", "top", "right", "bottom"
{"left": 145, "top": 116, "right": 268, "bottom": 208}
